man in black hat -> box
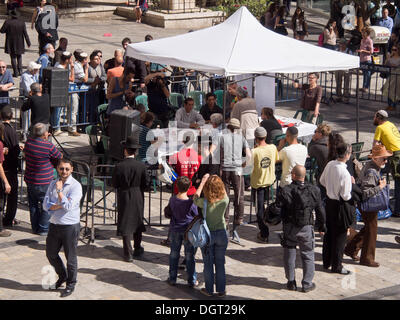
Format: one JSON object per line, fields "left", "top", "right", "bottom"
{"left": 112, "top": 134, "right": 148, "bottom": 261}
{"left": 0, "top": 9, "right": 31, "bottom": 77}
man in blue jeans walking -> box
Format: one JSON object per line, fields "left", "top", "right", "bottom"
{"left": 165, "top": 176, "right": 199, "bottom": 287}
{"left": 24, "top": 123, "right": 62, "bottom": 235}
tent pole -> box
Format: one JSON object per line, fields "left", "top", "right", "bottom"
{"left": 252, "top": 74, "right": 255, "bottom": 99}
{"left": 223, "top": 77, "right": 227, "bottom": 128}
{"left": 356, "top": 68, "right": 359, "bottom": 143}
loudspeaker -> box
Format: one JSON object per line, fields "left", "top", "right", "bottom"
{"left": 108, "top": 109, "right": 141, "bottom": 160}
{"left": 42, "top": 67, "right": 69, "bottom": 107}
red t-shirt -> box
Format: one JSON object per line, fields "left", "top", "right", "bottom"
{"left": 169, "top": 147, "right": 201, "bottom": 196}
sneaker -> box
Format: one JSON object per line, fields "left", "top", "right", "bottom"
{"left": 395, "top": 236, "right": 400, "bottom": 244}
{"left": 68, "top": 131, "right": 80, "bottom": 137}
{"left": 0, "top": 230, "right": 11, "bottom": 237}
{"left": 188, "top": 280, "right": 199, "bottom": 288}
{"left": 257, "top": 232, "right": 269, "bottom": 243}
{"left": 200, "top": 288, "right": 213, "bottom": 297}
{"left": 286, "top": 280, "right": 297, "bottom": 291}
{"left": 217, "top": 291, "right": 226, "bottom": 297}
{"left": 302, "top": 283, "right": 316, "bottom": 293}
{"left": 38, "top": 232, "right": 48, "bottom": 236}
{"left": 53, "top": 129, "right": 62, "bottom": 136}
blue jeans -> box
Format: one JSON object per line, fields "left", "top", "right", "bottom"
{"left": 323, "top": 43, "right": 337, "bottom": 51}
{"left": 50, "top": 107, "right": 62, "bottom": 129}
{"left": 201, "top": 229, "right": 228, "bottom": 294}
{"left": 361, "top": 60, "right": 372, "bottom": 89}
{"left": 27, "top": 183, "right": 50, "bottom": 234}
{"left": 168, "top": 231, "right": 197, "bottom": 285}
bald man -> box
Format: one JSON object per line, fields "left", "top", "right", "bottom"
{"left": 275, "top": 164, "right": 326, "bottom": 293}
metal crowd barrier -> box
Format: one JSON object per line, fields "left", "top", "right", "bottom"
{"left": 8, "top": 84, "right": 106, "bottom": 139}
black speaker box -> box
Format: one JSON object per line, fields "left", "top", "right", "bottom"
{"left": 108, "top": 109, "right": 141, "bottom": 160}
{"left": 42, "top": 67, "right": 69, "bottom": 107}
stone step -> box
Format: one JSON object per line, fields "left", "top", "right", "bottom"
{"left": 115, "top": 6, "right": 224, "bottom": 28}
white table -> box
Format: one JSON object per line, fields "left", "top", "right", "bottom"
{"left": 274, "top": 115, "right": 317, "bottom": 144}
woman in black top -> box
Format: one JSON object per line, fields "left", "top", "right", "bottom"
{"left": 260, "top": 107, "right": 282, "bottom": 144}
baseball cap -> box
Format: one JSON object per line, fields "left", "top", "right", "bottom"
{"left": 376, "top": 110, "right": 388, "bottom": 118}
{"left": 28, "top": 61, "right": 42, "bottom": 70}
{"left": 255, "top": 127, "right": 267, "bottom": 138}
{"left": 228, "top": 118, "right": 240, "bottom": 129}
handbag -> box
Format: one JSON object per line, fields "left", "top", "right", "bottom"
{"left": 356, "top": 207, "right": 392, "bottom": 221}
{"left": 263, "top": 201, "right": 282, "bottom": 225}
{"left": 338, "top": 197, "right": 356, "bottom": 231}
{"left": 184, "top": 199, "right": 211, "bottom": 248}
{"left": 360, "top": 171, "right": 390, "bottom": 212}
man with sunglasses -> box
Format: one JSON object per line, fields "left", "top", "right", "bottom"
{"left": 43, "top": 158, "right": 82, "bottom": 297}
{"left": 373, "top": 109, "right": 400, "bottom": 217}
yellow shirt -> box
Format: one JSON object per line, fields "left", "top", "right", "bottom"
{"left": 374, "top": 121, "right": 400, "bottom": 152}
{"left": 250, "top": 144, "right": 279, "bottom": 189}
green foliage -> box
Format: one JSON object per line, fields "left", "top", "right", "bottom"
{"left": 214, "top": 0, "right": 272, "bottom": 19}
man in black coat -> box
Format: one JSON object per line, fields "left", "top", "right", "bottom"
{"left": 0, "top": 10, "right": 31, "bottom": 77}
{"left": 112, "top": 135, "right": 148, "bottom": 262}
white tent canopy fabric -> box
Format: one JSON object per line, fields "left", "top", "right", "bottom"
{"left": 126, "top": 6, "right": 359, "bottom": 76}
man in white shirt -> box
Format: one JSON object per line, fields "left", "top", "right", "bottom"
{"left": 319, "top": 142, "right": 352, "bottom": 275}
{"left": 175, "top": 97, "right": 205, "bottom": 129}
{"left": 277, "top": 127, "right": 308, "bottom": 187}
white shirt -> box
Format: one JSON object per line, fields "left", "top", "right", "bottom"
{"left": 175, "top": 107, "right": 205, "bottom": 128}
{"left": 319, "top": 160, "right": 352, "bottom": 201}
{"left": 278, "top": 143, "right": 308, "bottom": 187}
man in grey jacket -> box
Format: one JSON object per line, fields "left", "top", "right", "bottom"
{"left": 175, "top": 97, "right": 205, "bottom": 129}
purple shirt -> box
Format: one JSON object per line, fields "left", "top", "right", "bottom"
{"left": 168, "top": 196, "right": 198, "bottom": 233}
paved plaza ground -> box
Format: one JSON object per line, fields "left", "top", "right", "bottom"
{"left": 0, "top": 8, "right": 400, "bottom": 301}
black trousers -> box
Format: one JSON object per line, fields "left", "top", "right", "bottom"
{"left": 46, "top": 223, "right": 80, "bottom": 289}
{"left": 122, "top": 229, "right": 143, "bottom": 258}
{"left": 10, "top": 54, "right": 22, "bottom": 75}
{"left": 2, "top": 170, "right": 18, "bottom": 226}
{"left": 322, "top": 198, "right": 347, "bottom": 272}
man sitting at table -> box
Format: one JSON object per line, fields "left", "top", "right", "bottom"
{"left": 175, "top": 97, "right": 205, "bottom": 129}
{"left": 199, "top": 93, "right": 223, "bottom": 124}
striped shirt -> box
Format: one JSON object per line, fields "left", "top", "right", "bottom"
{"left": 24, "top": 137, "right": 62, "bottom": 185}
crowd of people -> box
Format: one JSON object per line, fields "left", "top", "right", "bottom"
{"left": 0, "top": 0, "right": 399, "bottom": 300}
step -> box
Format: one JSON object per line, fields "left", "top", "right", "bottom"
{"left": 115, "top": 6, "right": 224, "bottom": 28}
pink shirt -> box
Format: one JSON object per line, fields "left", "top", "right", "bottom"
{"left": 360, "top": 36, "right": 373, "bottom": 62}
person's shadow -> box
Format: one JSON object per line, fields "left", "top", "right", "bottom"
{"left": 0, "top": 278, "right": 52, "bottom": 293}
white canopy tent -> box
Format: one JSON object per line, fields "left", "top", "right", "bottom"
{"left": 126, "top": 6, "right": 362, "bottom": 140}
{"left": 126, "top": 6, "right": 359, "bottom": 76}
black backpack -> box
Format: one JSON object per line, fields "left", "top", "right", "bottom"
{"left": 289, "top": 185, "right": 315, "bottom": 227}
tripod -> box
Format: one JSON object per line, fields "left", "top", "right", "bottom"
{"left": 49, "top": 127, "right": 70, "bottom": 157}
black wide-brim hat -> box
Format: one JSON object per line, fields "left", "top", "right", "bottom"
{"left": 120, "top": 135, "right": 140, "bottom": 149}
